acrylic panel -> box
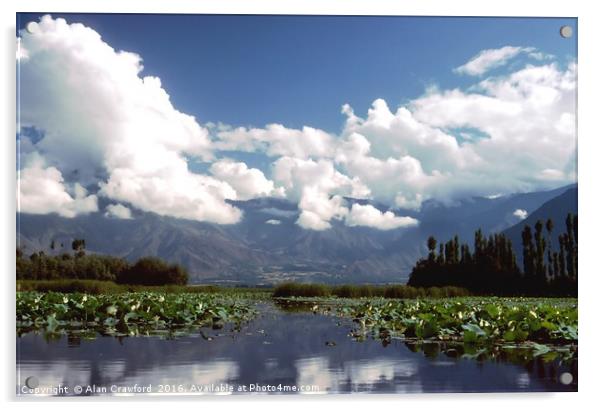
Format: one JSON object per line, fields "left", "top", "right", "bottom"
{"left": 16, "top": 13, "right": 577, "bottom": 396}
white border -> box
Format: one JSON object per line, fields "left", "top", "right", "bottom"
{"left": 0, "top": 0, "right": 586, "bottom": 17}
{"left": 2, "top": 1, "right": 601, "bottom": 409}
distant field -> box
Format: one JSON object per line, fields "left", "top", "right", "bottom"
{"left": 18, "top": 279, "right": 471, "bottom": 299}
{"left": 18, "top": 279, "right": 577, "bottom": 301}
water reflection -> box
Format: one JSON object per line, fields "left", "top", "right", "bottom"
{"left": 17, "top": 303, "right": 576, "bottom": 395}
{"left": 295, "top": 357, "right": 423, "bottom": 393}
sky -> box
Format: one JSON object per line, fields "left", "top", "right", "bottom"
{"left": 16, "top": 14, "right": 577, "bottom": 231}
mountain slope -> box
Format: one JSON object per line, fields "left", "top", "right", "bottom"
{"left": 17, "top": 184, "right": 577, "bottom": 284}
{"left": 502, "top": 187, "right": 578, "bottom": 266}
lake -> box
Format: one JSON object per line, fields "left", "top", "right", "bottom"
{"left": 17, "top": 302, "right": 577, "bottom": 395}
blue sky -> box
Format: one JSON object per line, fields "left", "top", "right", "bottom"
{"left": 16, "top": 14, "right": 577, "bottom": 230}
{"left": 17, "top": 14, "right": 576, "bottom": 133}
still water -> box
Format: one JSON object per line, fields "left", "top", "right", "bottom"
{"left": 17, "top": 302, "right": 577, "bottom": 395}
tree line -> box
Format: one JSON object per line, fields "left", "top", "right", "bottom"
{"left": 407, "top": 214, "right": 577, "bottom": 296}
{"left": 17, "top": 239, "right": 188, "bottom": 286}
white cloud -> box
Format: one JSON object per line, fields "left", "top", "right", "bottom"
{"left": 216, "top": 124, "right": 336, "bottom": 159}
{"left": 296, "top": 187, "right": 349, "bottom": 231}
{"left": 270, "top": 155, "right": 420, "bottom": 230}
{"left": 513, "top": 209, "right": 528, "bottom": 220}
{"left": 17, "top": 15, "right": 244, "bottom": 223}
{"left": 99, "top": 167, "right": 242, "bottom": 223}
{"left": 332, "top": 61, "right": 574, "bottom": 211}
{"left": 454, "top": 46, "right": 535, "bottom": 76}
{"left": 296, "top": 211, "right": 330, "bottom": 231}
{"left": 18, "top": 154, "right": 98, "bottom": 218}
{"left": 410, "top": 62, "right": 576, "bottom": 198}
{"left": 345, "top": 204, "right": 419, "bottom": 230}
{"left": 265, "top": 219, "right": 281, "bottom": 225}
{"left": 334, "top": 130, "right": 447, "bottom": 210}
{"left": 395, "top": 193, "right": 424, "bottom": 211}
{"left": 528, "top": 51, "right": 554, "bottom": 61}
{"left": 105, "top": 203, "right": 133, "bottom": 219}
{"left": 272, "top": 157, "right": 369, "bottom": 230}
{"left": 17, "top": 16, "right": 576, "bottom": 231}
{"left": 538, "top": 168, "right": 566, "bottom": 181}
{"left": 209, "top": 159, "right": 284, "bottom": 200}
{"left": 16, "top": 37, "right": 28, "bottom": 60}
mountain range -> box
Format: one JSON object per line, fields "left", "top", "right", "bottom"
{"left": 502, "top": 186, "right": 578, "bottom": 266}
{"left": 17, "top": 184, "right": 577, "bottom": 285}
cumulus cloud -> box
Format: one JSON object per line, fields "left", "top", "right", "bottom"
{"left": 270, "top": 156, "right": 418, "bottom": 231}
{"left": 215, "top": 124, "right": 336, "bottom": 159}
{"left": 265, "top": 219, "right": 281, "bottom": 225}
{"left": 16, "top": 37, "right": 28, "bottom": 60}
{"left": 411, "top": 62, "right": 576, "bottom": 199}
{"left": 17, "top": 16, "right": 576, "bottom": 232}
{"left": 209, "top": 159, "right": 284, "bottom": 200}
{"left": 105, "top": 203, "right": 133, "bottom": 219}
{"left": 18, "top": 154, "right": 98, "bottom": 218}
{"left": 272, "top": 157, "right": 369, "bottom": 230}
{"left": 454, "top": 46, "right": 536, "bottom": 76}
{"left": 345, "top": 204, "right": 419, "bottom": 230}
{"left": 17, "top": 15, "right": 241, "bottom": 224}
{"left": 99, "top": 167, "right": 242, "bottom": 223}
{"left": 513, "top": 209, "right": 528, "bottom": 220}
{"left": 334, "top": 128, "right": 451, "bottom": 210}
{"left": 277, "top": 60, "right": 575, "bottom": 217}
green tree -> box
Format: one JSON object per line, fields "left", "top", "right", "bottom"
{"left": 545, "top": 219, "right": 554, "bottom": 278}
{"left": 521, "top": 225, "right": 535, "bottom": 278}
{"left": 534, "top": 220, "right": 546, "bottom": 280}
{"left": 427, "top": 236, "right": 437, "bottom": 262}
{"left": 558, "top": 233, "right": 567, "bottom": 278}
{"left": 452, "top": 235, "right": 460, "bottom": 264}
{"left": 436, "top": 244, "right": 445, "bottom": 265}
{"left": 116, "top": 257, "right": 188, "bottom": 286}
{"left": 72, "top": 238, "right": 86, "bottom": 257}
{"left": 565, "top": 214, "right": 576, "bottom": 278}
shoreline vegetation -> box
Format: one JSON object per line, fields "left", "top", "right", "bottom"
{"left": 16, "top": 279, "right": 579, "bottom": 303}
{"left": 271, "top": 282, "right": 470, "bottom": 299}
{"left": 17, "top": 279, "right": 473, "bottom": 298}
{"left": 15, "top": 280, "right": 495, "bottom": 300}
{"left": 16, "top": 279, "right": 271, "bottom": 296}
{"left": 15, "top": 215, "right": 578, "bottom": 348}
{"left": 17, "top": 242, "right": 189, "bottom": 286}
{"left": 408, "top": 214, "right": 577, "bottom": 297}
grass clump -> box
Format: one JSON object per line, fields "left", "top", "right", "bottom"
{"left": 273, "top": 282, "right": 330, "bottom": 298}
{"left": 17, "top": 279, "right": 124, "bottom": 294}
{"left": 273, "top": 282, "right": 470, "bottom": 299}
{"left": 16, "top": 280, "right": 270, "bottom": 299}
